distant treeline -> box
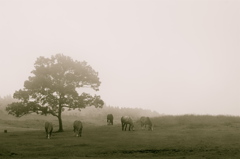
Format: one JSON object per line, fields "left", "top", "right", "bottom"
{"left": 0, "top": 95, "right": 18, "bottom": 113}
{"left": 0, "top": 95, "right": 159, "bottom": 121}
{"left": 64, "top": 105, "right": 159, "bottom": 121}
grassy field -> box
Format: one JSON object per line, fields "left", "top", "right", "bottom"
{"left": 1, "top": 115, "right": 240, "bottom": 159}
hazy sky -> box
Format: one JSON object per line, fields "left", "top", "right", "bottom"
{"left": 0, "top": 0, "right": 239, "bottom": 115}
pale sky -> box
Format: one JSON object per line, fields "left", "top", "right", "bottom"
{"left": 0, "top": 0, "right": 239, "bottom": 115}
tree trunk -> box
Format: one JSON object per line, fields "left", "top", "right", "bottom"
{"left": 57, "top": 115, "right": 64, "bottom": 132}
{"left": 57, "top": 104, "right": 64, "bottom": 132}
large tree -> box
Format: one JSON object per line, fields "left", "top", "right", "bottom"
{"left": 6, "top": 54, "right": 104, "bottom": 132}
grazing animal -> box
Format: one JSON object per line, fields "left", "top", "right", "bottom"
{"left": 107, "top": 114, "right": 114, "bottom": 125}
{"left": 45, "top": 122, "right": 53, "bottom": 139}
{"left": 73, "top": 120, "right": 83, "bottom": 137}
{"left": 121, "top": 116, "right": 134, "bottom": 131}
{"left": 140, "top": 116, "right": 153, "bottom": 131}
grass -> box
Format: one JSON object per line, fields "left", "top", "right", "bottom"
{"left": 1, "top": 115, "right": 240, "bottom": 158}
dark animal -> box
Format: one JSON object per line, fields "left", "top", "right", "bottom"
{"left": 140, "top": 116, "right": 153, "bottom": 131}
{"left": 121, "top": 116, "right": 134, "bottom": 131}
{"left": 107, "top": 114, "right": 114, "bottom": 125}
{"left": 73, "top": 120, "right": 83, "bottom": 137}
{"left": 45, "top": 122, "right": 53, "bottom": 139}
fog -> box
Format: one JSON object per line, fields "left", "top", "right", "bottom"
{"left": 0, "top": 0, "right": 239, "bottom": 115}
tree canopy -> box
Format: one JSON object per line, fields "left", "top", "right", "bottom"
{"left": 6, "top": 54, "right": 104, "bottom": 131}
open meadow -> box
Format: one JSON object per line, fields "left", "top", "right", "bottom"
{"left": 1, "top": 115, "right": 240, "bottom": 159}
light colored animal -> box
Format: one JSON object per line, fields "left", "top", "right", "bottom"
{"left": 73, "top": 120, "right": 83, "bottom": 137}
{"left": 140, "top": 116, "right": 153, "bottom": 131}
{"left": 45, "top": 122, "right": 53, "bottom": 139}
{"left": 107, "top": 114, "right": 114, "bottom": 125}
{"left": 121, "top": 116, "right": 134, "bottom": 131}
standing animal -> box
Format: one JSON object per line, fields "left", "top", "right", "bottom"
{"left": 73, "top": 120, "right": 83, "bottom": 137}
{"left": 107, "top": 114, "right": 114, "bottom": 125}
{"left": 121, "top": 116, "right": 134, "bottom": 131}
{"left": 45, "top": 122, "right": 53, "bottom": 139}
{"left": 140, "top": 116, "right": 153, "bottom": 131}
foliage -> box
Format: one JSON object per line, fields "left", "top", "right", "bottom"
{"left": 6, "top": 54, "right": 104, "bottom": 131}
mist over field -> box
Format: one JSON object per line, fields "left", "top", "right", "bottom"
{"left": 1, "top": 105, "right": 240, "bottom": 158}
{"left": 2, "top": 95, "right": 240, "bottom": 158}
